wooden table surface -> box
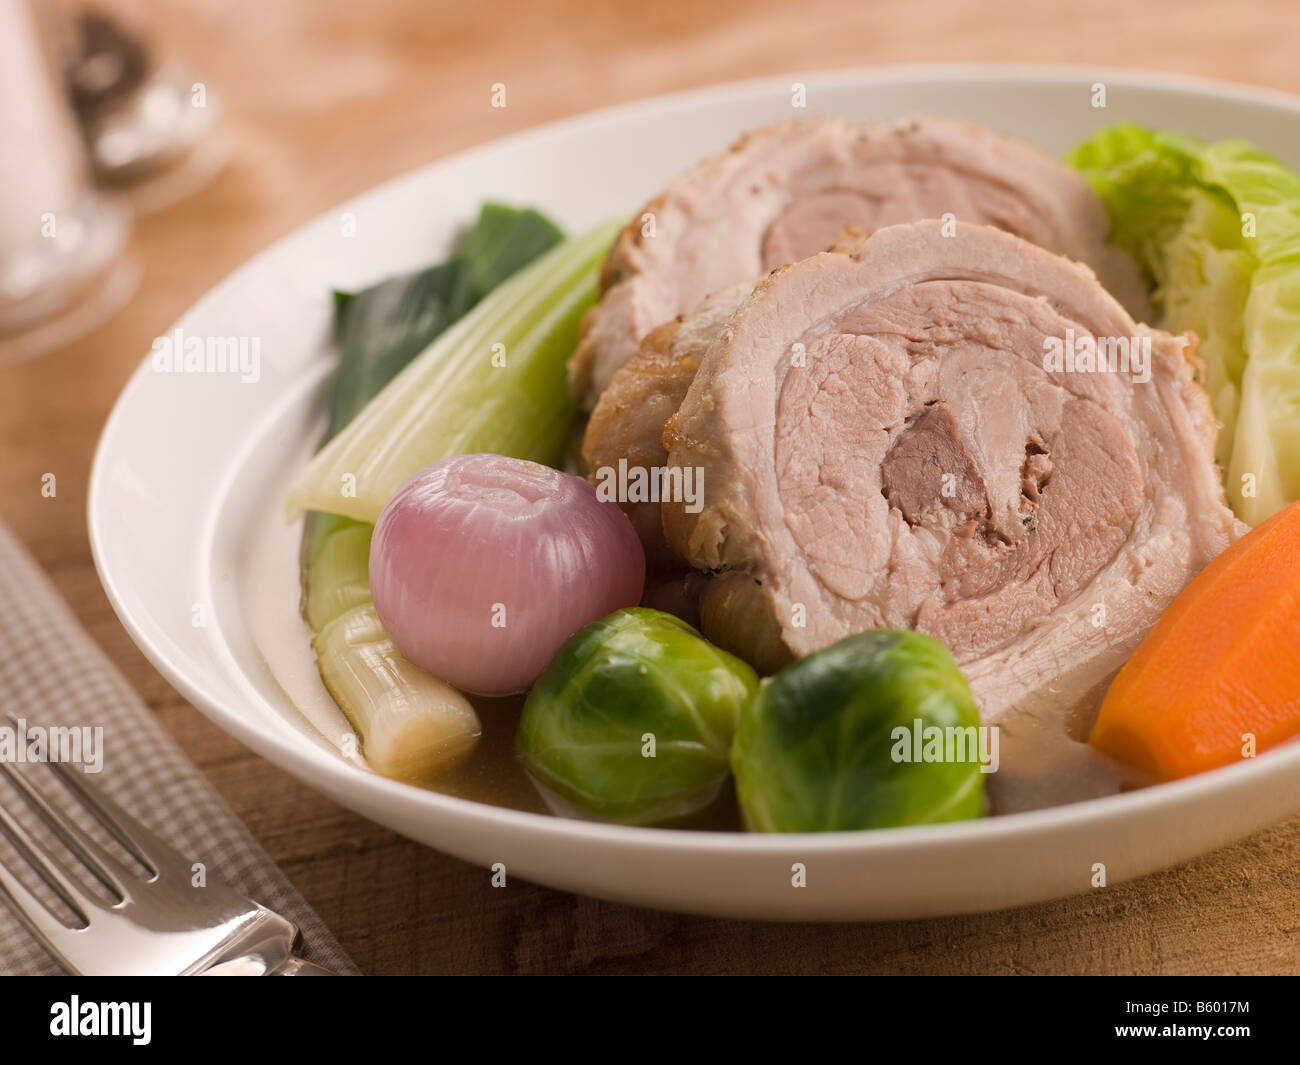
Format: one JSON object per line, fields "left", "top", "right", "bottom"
{"left": 5, "top": 0, "right": 1300, "bottom": 975}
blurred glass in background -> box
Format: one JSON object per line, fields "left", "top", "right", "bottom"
{"left": 0, "top": 0, "right": 222, "bottom": 364}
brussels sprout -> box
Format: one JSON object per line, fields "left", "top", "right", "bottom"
{"left": 731, "top": 629, "right": 985, "bottom": 832}
{"left": 517, "top": 607, "right": 759, "bottom": 825}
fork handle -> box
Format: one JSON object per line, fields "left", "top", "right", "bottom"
{"left": 195, "top": 909, "right": 342, "bottom": 975}
{"left": 200, "top": 950, "right": 340, "bottom": 975}
{"left": 271, "top": 954, "right": 339, "bottom": 976}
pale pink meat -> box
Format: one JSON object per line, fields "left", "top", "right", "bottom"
{"left": 571, "top": 115, "right": 1149, "bottom": 411}
{"left": 661, "top": 221, "right": 1241, "bottom": 723}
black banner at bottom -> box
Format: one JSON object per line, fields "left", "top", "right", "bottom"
{"left": 0, "top": 973, "right": 1292, "bottom": 1050}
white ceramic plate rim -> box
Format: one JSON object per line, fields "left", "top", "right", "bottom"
{"left": 90, "top": 62, "right": 1300, "bottom": 860}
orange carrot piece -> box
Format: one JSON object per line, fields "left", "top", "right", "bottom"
{"left": 1090, "top": 500, "right": 1300, "bottom": 780}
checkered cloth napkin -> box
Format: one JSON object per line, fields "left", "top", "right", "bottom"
{"left": 0, "top": 520, "right": 358, "bottom": 975}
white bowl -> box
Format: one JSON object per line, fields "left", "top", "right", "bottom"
{"left": 90, "top": 64, "right": 1300, "bottom": 919}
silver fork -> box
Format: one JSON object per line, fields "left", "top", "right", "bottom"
{"left": 0, "top": 739, "right": 336, "bottom": 976}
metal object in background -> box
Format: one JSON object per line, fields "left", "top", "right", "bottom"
{"left": 67, "top": 9, "right": 227, "bottom": 213}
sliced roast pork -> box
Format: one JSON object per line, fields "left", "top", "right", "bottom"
{"left": 661, "top": 220, "right": 1242, "bottom": 723}
{"left": 571, "top": 115, "right": 1149, "bottom": 411}
{"left": 581, "top": 231, "right": 865, "bottom": 561}
{"left": 582, "top": 281, "right": 751, "bottom": 566}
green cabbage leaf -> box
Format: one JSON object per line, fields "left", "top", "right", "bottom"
{"left": 1071, "top": 124, "right": 1300, "bottom": 525}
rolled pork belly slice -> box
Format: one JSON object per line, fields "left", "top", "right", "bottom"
{"left": 662, "top": 220, "right": 1242, "bottom": 723}
{"left": 582, "top": 229, "right": 865, "bottom": 567}
{"left": 571, "top": 115, "right": 1150, "bottom": 411}
{"left": 582, "top": 281, "right": 752, "bottom": 568}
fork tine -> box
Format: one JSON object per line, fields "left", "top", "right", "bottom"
{"left": 46, "top": 761, "right": 190, "bottom": 880}
{"left": 0, "top": 760, "right": 137, "bottom": 898}
{"left": 1, "top": 713, "right": 181, "bottom": 879}
{"left": 0, "top": 797, "right": 105, "bottom": 921}
{"left": 0, "top": 855, "right": 85, "bottom": 969}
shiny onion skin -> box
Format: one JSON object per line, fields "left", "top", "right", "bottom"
{"left": 370, "top": 454, "right": 646, "bottom": 696}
